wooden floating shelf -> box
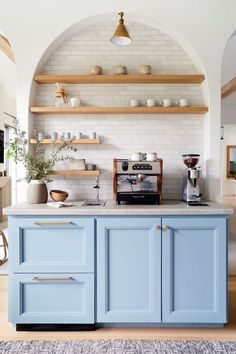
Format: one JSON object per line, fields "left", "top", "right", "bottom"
{"left": 49, "top": 170, "right": 100, "bottom": 176}
{"left": 30, "top": 106, "right": 208, "bottom": 115}
{"left": 34, "top": 74, "right": 205, "bottom": 84}
{"left": 29, "top": 138, "right": 100, "bottom": 144}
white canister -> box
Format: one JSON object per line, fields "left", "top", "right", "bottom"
{"left": 161, "top": 99, "right": 172, "bottom": 107}
{"left": 145, "top": 99, "right": 157, "bottom": 107}
{"left": 130, "top": 99, "right": 140, "bottom": 107}
{"left": 70, "top": 97, "right": 80, "bottom": 107}
{"left": 176, "top": 98, "right": 188, "bottom": 107}
{"left": 89, "top": 132, "right": 97, "bottom": 139}
{"left": 130, "top": 152, "right": 143, "bottom": 161}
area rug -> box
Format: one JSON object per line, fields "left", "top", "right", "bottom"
{"left": 0, "top": 340, "right": 236, "bottom": 354}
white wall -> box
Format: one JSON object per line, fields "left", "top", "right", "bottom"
{"left": 0, "top": 0, "right": 236, "bottom": 201}
{"left": 33, "top": 21, "right": 205, "bottom": 200}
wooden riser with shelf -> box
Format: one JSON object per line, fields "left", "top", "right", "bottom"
{"left": 30, "top": 138, "right": 100, "bottom": 144}
{"left": 30, "top": 106, "right": 208, "bottom": 115}
{"left": 34, "top": 74, "right": 205, "bottom": 85}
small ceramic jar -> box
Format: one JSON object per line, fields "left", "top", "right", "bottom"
{"left": 139, "top": 65, "right": 151, "bottom": 75}
{"left": 114, "top": 65, "right": 127, "bottom": 75}
{"left": 90, "top": 65, "right": 103, "bottom": 75}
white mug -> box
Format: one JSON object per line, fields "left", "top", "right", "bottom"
{"left": 90, "top": 132, "right": 96, "bottom": 139}
{"left": 130, "top": 99, "right": 140, "bottom": 107}
{"left": 70, "top": 97, "right": 80, "bottom": 107}
{"left": 161, "top": 99, "right": 172, "bottom": 107}
{"left": 145, "top": 99, "right": 156, "bottom": 107}
{"left": 146, "top": 152, "right": 157, "bottom": 161}
{"left": 77, "top": 132, "right": 82, "bottom": 139}
{"left": 176, "top": 98, "right": 188, "bottom": 107}
{"left": 65, "top": 132, "right": 71, "bottom": 140}
{"left": 130, "top": 152, "right": 143, "bottom": 161}
{"left": 51, "top": 132, "right": 58, "bottom": 141}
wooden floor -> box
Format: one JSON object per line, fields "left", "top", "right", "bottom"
{"left": 0, "top": 276, "right": 236, "bottom": 341}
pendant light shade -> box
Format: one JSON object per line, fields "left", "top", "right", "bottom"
{"left": 111, "top": 12, "right": 132, "bottom": 46}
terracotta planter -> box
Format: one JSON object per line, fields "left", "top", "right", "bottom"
{"left": 27, "top": 180, "right": 48, "bottom": 204}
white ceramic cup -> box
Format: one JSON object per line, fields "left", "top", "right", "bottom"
{"left": 130, "top": 152, "right": 144, "bottom": 161}
{"left": 145, "top": 99, "right": 156, "bottom": 107}
{"left": 65, "top": 132, "right": 71, "bottom": 140}
{"left": 146, "top": 152, "right": 157, "bottom": 161}
{"left": 70, "top": 97, "right": 80, "bottom": 107}
{"left": 176, "top": 98, "right": 188, "bottom": 107}
{"left": 161, "top": 99, "right": 172, "bottom": 107}
{"left": 77, "top": 132, "right": 82, "bottom": 139}
{"left": 37, "top": 132, "right": 44, "bottom": 141}
{"left": 51, "top": 132, "right": 58, "bottom": 141}
{"left": 130, "top": 99, "right": 140, "bottom": 107}
{"left": 90, "top": 132, "right": 96, "bottom": 139}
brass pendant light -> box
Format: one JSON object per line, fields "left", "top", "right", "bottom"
{"left": 110, "top": 12, "right": 132, "bottom": 46}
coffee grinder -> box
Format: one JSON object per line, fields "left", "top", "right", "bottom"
{"left": 182, "top": 154, "right": 202, "bottom": 204}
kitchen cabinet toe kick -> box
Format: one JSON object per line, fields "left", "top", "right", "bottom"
{"left": 16, "top": 324, "right": 96, "bottom": 331}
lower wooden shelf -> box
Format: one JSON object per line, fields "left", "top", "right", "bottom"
{"left": 49, "top": 170, "right": 100, "bottom": 176}
{"left": 30, "top": 106, "right": 208, "bottom": 115}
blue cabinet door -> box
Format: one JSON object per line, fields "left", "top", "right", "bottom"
{"left": 97, "top": 217, "right": 162, "bottom": 323}
{"left": 8, "top": 216, "right": 94, "bottom": 273}
{"left": 10, "top": 273, "right": 94, "bottom": 324}
{"left": 162, "top": 217, "right": 227, "bottom": 323}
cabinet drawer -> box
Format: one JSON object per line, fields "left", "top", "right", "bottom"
{"left": 9, "top": 217, "right": 94, "bottom": 273}
{"left": 10, "top": 273, "right": 94, "bottom": 324}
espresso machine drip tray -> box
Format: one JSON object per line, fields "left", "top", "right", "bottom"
{"left": 187, "top": 201, "right": 209, "bottom": 206}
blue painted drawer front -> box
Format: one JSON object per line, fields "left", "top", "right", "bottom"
{"left": 162, "top": 217, "right": 227, "bottom": 323}
{"left": 9, "top": 217, "right": 94, "bottom": 273}
{"left": 10, "top": 273, "right": 94, "bottom": 324}
{"left": 97, "top": 217, "right": 162, "bottom": 323}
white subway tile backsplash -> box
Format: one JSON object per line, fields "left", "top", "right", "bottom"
{"left": 33, "top": 21, "right": 205, "bottom": 200}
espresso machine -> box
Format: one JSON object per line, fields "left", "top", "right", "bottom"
{"left": 182, "top": 154, "right": 202, "bottom": 204}
{"left": 113, "top": 158, "right": 163, "bottom": 204}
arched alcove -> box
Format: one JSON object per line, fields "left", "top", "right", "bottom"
{"left": 30, "top": 14, "right": 208, "bottom": 201}
{"left": 220, "top": 31, "right": 236, "bottom": 275}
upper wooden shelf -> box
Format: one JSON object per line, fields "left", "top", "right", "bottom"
{"left": 30, "top": 106, "right": 208, "bottom": 115}
{"left": 30, "top": 138, "right": 100, "bottom": 144}
{"left": 34, "top": 74, "right": 205, "bottom": 85}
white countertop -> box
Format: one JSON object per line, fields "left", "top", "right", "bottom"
{"left": 3, "top": 200, "right": 233, "bottom": 216}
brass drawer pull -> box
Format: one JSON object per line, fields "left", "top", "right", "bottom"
{"left": 33, "top": 221, "right": 73, "bottom": 225}
{"left": 163, "top": 225, "right": 170, "bottom": 231}
{"left": 32, "top": 276, "right": 73, "bottom": 281}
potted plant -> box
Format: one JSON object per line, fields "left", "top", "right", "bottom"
{"left": 6, "top": 118, "right": 74, "bottom": 204}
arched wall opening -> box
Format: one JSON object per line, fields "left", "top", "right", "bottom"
{"left": 220, "top": 30, "right": 236, "bottom": 275}
{"left": 28, "top": 13, "right": 209, "bottom": 202}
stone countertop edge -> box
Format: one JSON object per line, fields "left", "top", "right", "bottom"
{"left": 3, "top": 200, "right": 233, "bottom": 216}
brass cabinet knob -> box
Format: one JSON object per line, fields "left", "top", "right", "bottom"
{"left": 163, "top": 225, "right": 170, "bottom": 231}
{"left": 155, "top": 225, "right": 161, "bottom": 231}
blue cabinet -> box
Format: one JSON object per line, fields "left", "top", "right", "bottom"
{"left": 10, "top": 273, "right": 94, "bottom": 324}
{"left": 8, "top": 214, "right": 228, "bottom": 327}
{"left": 9, "top": 217, "right": 94, "bottom": 273}
{"left": 8, "top": 216, "right": 95, "bottom": 325}
{"left": 162, "top": 217, "right": 227, "bottom": 323}
{"left": 97, "top": 217, "right": 162, "bottom": 323}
